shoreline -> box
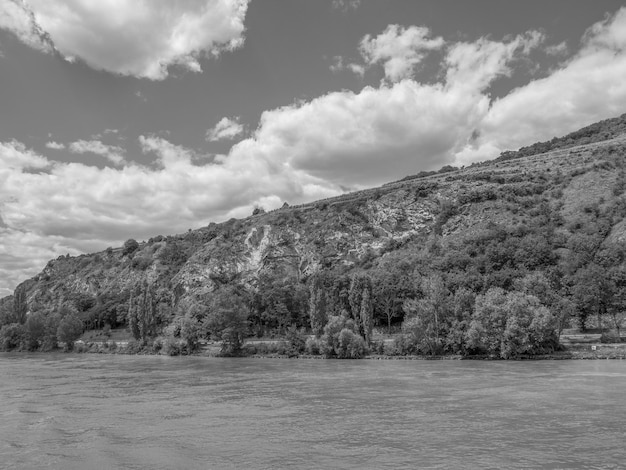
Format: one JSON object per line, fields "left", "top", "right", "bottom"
{"left": 47, "top": 345, "right": 626, "bottom": 360}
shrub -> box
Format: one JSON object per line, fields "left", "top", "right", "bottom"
{"left": 0, "top": 323, "right": 26, "bottom": 351}
{"left": 122, "top": 239, "right": 139, "bottom": 256}
{"left": 131, "top": 256, "right": 152, "bottom": 271}
{"left": 320, "top": 315, "right": 368, "bottom": 358}
{"left": 336, "top": 329, "right": 367, "bottom": 359}
{"left": 162, "top": 336, "right": 183, "bottom": 356}
{"left": 305, "top": 336, "right": 321, "bottom": 355}
{"left": 285, "top": 326, "right": 307, "bottom": 356}
{"left": 600, "top": 331, "right": 621, "bottom": 344}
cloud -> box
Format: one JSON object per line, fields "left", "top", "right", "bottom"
{"left": 444, "top": 30, "right": 544, "bottom": 92}
{"left": 359, "top": 24, "right": 445, "bottom": 82}
{"left": 456, "top": 7, "right": 626, "bottom": 163}
{"left": 329, "top": 55, "right": 365, "bottom": 77}
{"left": 206, "top": 117, "right": 245, "bottom": 142}
{"left": 228, "top": 80, "right": 486, "bottom": 188}
{"left": 332, "top": 0, "right": 360, "bottom": 12}
{"left": 68, "top": 140, "right": 126, "bottom": 166}
{"left": 0, "top": 0, "right": 54, "bottom": 53}
{"left": 0, "top": 0, "right": 250, "bottom": 79}
{"left": 45, "top": 141, "right": 65, "bottom": 150}
{"left": 546, "top": 41, "right": 568, "bottom": 57}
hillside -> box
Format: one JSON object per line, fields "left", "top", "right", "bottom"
{"left": 2, "top": 113, "right": 626, "bottom": 357}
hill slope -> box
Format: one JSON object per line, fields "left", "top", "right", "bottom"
{"left": 2, "top": 113, "right": 626, "bottom": 355}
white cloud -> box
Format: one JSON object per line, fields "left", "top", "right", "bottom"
{"left": 228, "top": 80, "right": 485, "bottom": 188}
{"left": 445, "top": 31, "right": 544, "bottom": 92}
{"left": 359, "top": 24, "right": 445, "bottom": 82}
{"left": 332, "top": 0, "right": 361, "bottom": 12}
{"left": 206, "top": 117, "right": 245, "bottom": 142}
{"left": 0, "top": 0, "right": 250, "bottom": 79}
{"left": 45, "top": 141, "right": 65, "bottom": 150}
{"left": 329, "top": 55, "right": 365, "bottom": 78}
{"left": 0, "top": 0, "right": 54, "bottom": 53}
{"left": 546, "top": 41, "right": 568, "bottom": 57}
{"left": 456, "top": 7, "right": 626, "bottom": 164}
{"left": 69, "top": 140, "right": 126, "bottom": 166}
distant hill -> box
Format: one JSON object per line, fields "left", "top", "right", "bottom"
{"left": 3, "top": 113, "right": 626, "bottom": 357}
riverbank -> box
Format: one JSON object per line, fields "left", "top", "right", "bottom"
{"left": 65, "top": 339, "right": 626, "bottom": 360}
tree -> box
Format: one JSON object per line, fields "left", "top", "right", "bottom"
{"left": 309, "top": 274, "right": 327, "bottom": 337}
{"left": 128, "top": 281, "right": 158, "bottom": 343}
{"left": 319, "top": 315, "right": 367, "bottom": 359}
{"left": 349, "top": 274, "right": 373, "bottom": 338}
{"left": 360, "top": 288, "right": 373, "bottom": 344}
{"left": 606, "top": 266, "right": 626, "bottom": 340}
{"left": 466, "top": 288, "right": 557, "bottom": 358}
{"left": 0, "top": 296, "right": 14, "bottom": 327}
{"left": 0, "top": 323, "right": 26, "bottom": 351}
{"left": 401, "top": 275, "right": 451, "bottom": 355}
{"left": 25, "top": 311, "right": 46, "bottom": 350}
{"left": 203, "top": 287, "right": 249, "bottom": 355}
{"left": 570, "top": 264, "right": 612, "bottom": 330}
{"left": 13, "top": 285, "right": 27, "bottom": 324}
{"left": 372, "top": 270, "right": 407, "bottom": 334}
{"left": 41, "top": 312, "right": 61, "bottom": 351}
{"left": 56, "top": 314, "right": 84, "bottom": 351}
{"left": 122, "top": 238, "right": 139, "bottom": 256}
{"left": 465, "top": 288, "right": 509, "bottom": 356}
{"left": 445, "top": 287, "right": 475, "bottom": 354}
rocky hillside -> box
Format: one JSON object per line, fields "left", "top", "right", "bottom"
{"left": 4, "top": 113, "right": 626, "bottom": 339}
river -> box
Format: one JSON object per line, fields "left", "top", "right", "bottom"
{"left": 0, "top": 354, "right": 624, "bottom": 469}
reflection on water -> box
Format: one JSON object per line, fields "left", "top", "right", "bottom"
{"left": 1, "top": 354, "right": 625, "bottom": 469}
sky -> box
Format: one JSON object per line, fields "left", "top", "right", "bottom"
{"left": 1, "top": 0, "right": 626, "bottom": 296}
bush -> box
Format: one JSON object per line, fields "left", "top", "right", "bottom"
{"left": 336, "top": 329, "right": 367, "bottom": 359}
{"left": 123, "top": 339, "right": 146, "bottom": 354}
{"left": 319, "top": 316, "right": 368, "bottom": 358}
{"left": 131, "top": 256, "right": 152, "bottom": 271}
{"left": 242, "top": 341, "right": 288, "bottom": 356}
{"left": 600, "top": 331, "right": 622, "bottom": 343}
{"left": 305, "top": 336, "right": 321, "bottom": 355}
{"left": 285, "top": 326, "right": 307, "bottom": 356}
{"left": 0, "top": 323, "right": 26, "bottom": 351}
{"left": 122, "top": 239, "right": 139, "bottom": 256}
{"left": 162, "top": 336, "right": 184, "bottom": 356}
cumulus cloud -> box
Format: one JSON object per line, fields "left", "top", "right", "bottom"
{"left": 69, "top": 140, "right": 126, "bottom": 166}
{"left": 45, "top": 141, "right": 65, "bottom": 150}
{"left": 0, "top": 0, "right": 250, "bottom": 79}
{"left": 445, "top": 31, "right": 544, "bottom": 92}
{"left": 0, "top": 0, "right": 54, "bottom": 53}
{"left": 456, "top": 7, "right": 626, "bottom": 164}
{"left": 206, "top": 117, "right": 245, "bottom": 142}
{"left": 359, "top": 24, "right": 445, "bottom": 82}
{"left": 235, "top": 8, "right": 626, "bottom": 185}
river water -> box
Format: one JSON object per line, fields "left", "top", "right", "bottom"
{"left": 0, "top": 354, "right": 625, "bottom": 469}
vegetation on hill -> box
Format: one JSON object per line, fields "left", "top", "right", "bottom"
{"left": 2, "top": 114, "right": 626, "bottom": 358}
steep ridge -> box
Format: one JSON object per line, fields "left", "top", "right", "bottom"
{"left": 2, "top": 114, "right": 626, "bottom": 346}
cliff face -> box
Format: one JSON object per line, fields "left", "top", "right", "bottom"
{"left": 11, "top": 114, "right": 626, "bottom": 314}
